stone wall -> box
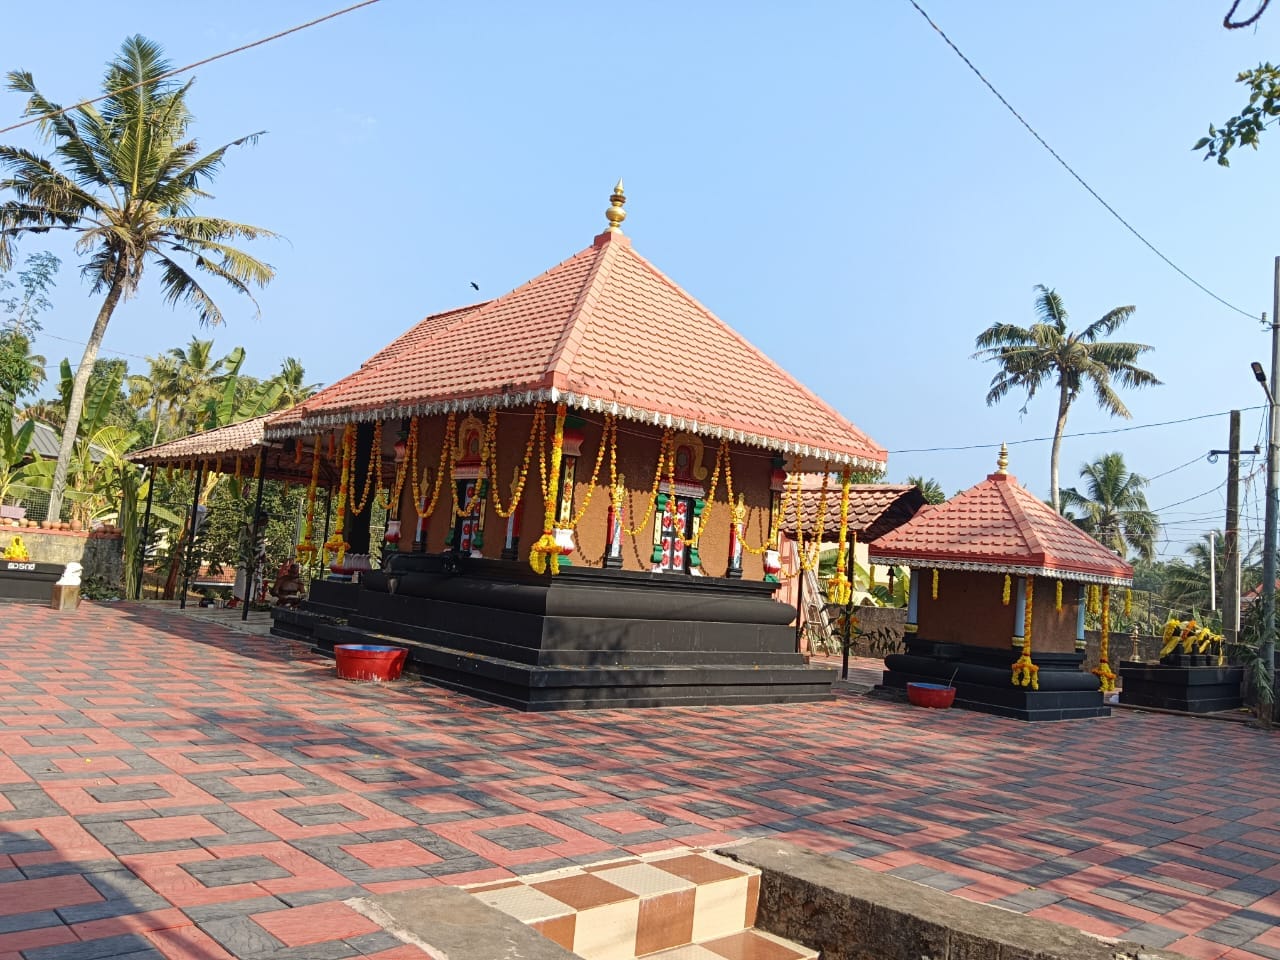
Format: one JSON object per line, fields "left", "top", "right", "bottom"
{"left": 848, "top": 605, "right": 906, "bottom": 657}
{"left": 1082, "top": 629, "right": 1162, "bottom": 672}
{"left": 0, "top": 529, "right": 124, "bottom": 587}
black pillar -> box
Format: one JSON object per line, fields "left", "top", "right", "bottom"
{"left": 242, "top": 450, "right": 266, "bottom": 622}
{"left": 178, "top": 463, "right": 206, "bottom": 610}
{"left": 135, "top": 468, "right": 156, "bottom": 600}
{"left": 841, "top": 548, "right": 854, "bottom": 680}
{"left": 346, "top": 422, "right": 374, "bottom": 555}
{"left": 794, "top": 564, "right": 805, "bottom": 654}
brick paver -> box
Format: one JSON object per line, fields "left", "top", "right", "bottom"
{"left": 1, "top": 603, "right": 1278, "bottom": 959}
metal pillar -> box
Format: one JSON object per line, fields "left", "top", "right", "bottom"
{"left": 243, "top": 450, "right": 266, "bottom": 622}
{"left": 794, "top": 562, "right": 805, "bottom": 653}
{"left": 1264, "top": 263, "right": 1280, "bottom": 715}
{"left": 134, "top": 470, "right": 156, "bottom": 600}
{"left": 1224, "top": 410, "right": 1242, "bottom": 646}
{"left": 178, "top": 463, "right": 206, "bottom": 610}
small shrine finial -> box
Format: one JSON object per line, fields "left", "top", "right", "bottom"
{"left": 604, "top": 178, "right": 627, "bottom": 232}
{"left": 997, "top": 442, "right": 1009, "bottom": 474}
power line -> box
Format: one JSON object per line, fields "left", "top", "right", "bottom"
{"left": 889, "top": 406, "right": 1264, "bottom": 455}
{"left": 903, "top": 0, "right": 1259, "bottom": 322}
{"left": 0, "top": 1, "right": 382, "bottom": 137}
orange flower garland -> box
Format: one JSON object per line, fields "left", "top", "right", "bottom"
{"left": 565, "top": 414, "right": 615, "bottom": 531}
{"left": 1012, "top": 575, "right": 1039, "bottom": 689}
{"left": 530, "top": 403, "right": 567, "bottom": 574}
{"left": 492, "top": 405, "right": 544, "bottom": 519}
{"left": 408, "top": 413, "right": 454, "bottom": 520}
{"left": 323, "top": 425, "right": 353, "bottom": 566}
{"left": 623, "top": 429, "right": 673, "bottom": 538}
{"left": 347, "top": 421, "right": 382, "bottom": 517}
{"left": 1002, "top": 574, "right": 1011, "bottom": 606}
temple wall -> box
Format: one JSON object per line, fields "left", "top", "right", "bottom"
{"left": 391, "top": 409, "right": 775, "bottom": 579}
{"left": 916, "top": 570, "right": 1078, "bottom": 652}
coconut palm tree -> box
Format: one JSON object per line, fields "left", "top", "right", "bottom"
{"left": 167, "top": 338, "right": 232, "bottom": 434}
{"left": 275, "top": 356, "right": 320, "bottom": 408}
{"left": 0, "top": 36, "right": 275, "bottom": 522}
{"left": 1060, "top": 452, "right": 1159, "bottom": 561}
{"left": 905, "top": 474, "right": 946, "bottom": 505}
{"left": 1162, "top": 531, "right": 1263, "bottom": 614}
{"left": 974, "top": 286, "right": 1161, "bottom": 512}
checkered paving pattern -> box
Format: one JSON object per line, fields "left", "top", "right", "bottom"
{"left": 1, "top": 604, "right": 1278, "bottom": 960}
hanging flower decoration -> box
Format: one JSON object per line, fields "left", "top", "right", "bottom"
{"left": 623, "top": 428, "right": 674, "bottom": 538}
{"left": 296, "top": 436, "right": 323, "bottom": 560}
{"left": 1011, "top": 575, "right": 1039, "bottom": 689}
{"left": 347, "top": 421, "right": 382, "bottom": 517}
{"left": 931, "top": 568, "right": 939, "bottom": 600}
{"left": 490, "top": 406, "right": 543, "bottom": 519}
{"left": 323, "top": 425, "right": 353, "bottom": 567}
{"left": 1002, "top": 574, "right": 1011, "bottom": 606}
{"left": 1093, "top": 584, "right": 1117, "bottom": 693}
{"left": 1124, "top": 588, "right": 1132, "bottom": 619}
{"left": 1055, "top": 580, "right": 1063, "bottom": 612}
{"left": 1159, "top": 617, "right": 1223, "bottom": 658}
{"left": 827, "top": 466, "right": 854, "bottom": 605}
{"left": 683, "top": 436, "right": 729, "bottom": 551}
{"left": 530, "top": 403, "right": 567, "bottom": 575}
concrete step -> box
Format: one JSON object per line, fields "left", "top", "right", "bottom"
{"left": 465, "top": 846, "right": 813, "bottom": 960}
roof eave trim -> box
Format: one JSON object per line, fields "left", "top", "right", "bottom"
{"left": 867, "top": 553, "right": 1133, "bottom": 587}
{"left": 263, "top": 388, "right": 887, "bottom": 470}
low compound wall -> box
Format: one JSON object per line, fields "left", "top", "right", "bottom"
{"left": 0, "top": 530, "right": 123, "bottom": 587}
{"left": 724, "top": 840, "right": 1190, "bottom": 960}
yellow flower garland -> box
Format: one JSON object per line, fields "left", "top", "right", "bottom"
{"left": 1093, "top": 584, "right": 1116, "bottom": 693}
{"left": 1055, "top": 580, "right": 1062, "bottom": 612}
{"left": 1012, "top": 575, "right": 1039, "bottom": 689}
{"left": 323, "top": 425, "right": 353, "bottom": 566}
{"left": 931, "top": 568, "right": 939, "bottom": 600}
{"left": 530, "top": 403, "right": 567, "bottom": 575}
{"left": 490, "top": 405, "right": 544, "bottom": 520}
{"left": 1124, "top": 588, "right": 1132, "bottom": 619}
{"left": 827, "top": 466, "right": 854, "bottom": 605}
{"left": 296, "top": 436, "right": 323, "bottom": 559}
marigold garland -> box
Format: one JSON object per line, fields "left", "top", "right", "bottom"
{"left": 296, "top": 436, "right": 323, "bottom": 561}
{"left": 1002, "top": 573, "right": 1011, "bottom": 606}
{"left": 931, "top": 568, "right": 939, "bottom": 600}
{"left": 1093, "top": 584, "right": 1117, "bottom": 692}
{"left": 408, "top": 413, "right": 454, "bottom": 520}
{"left": 565, "top": 415, "right": 615, "bottom": 531}
{"left": 623, "top": 429, "right": 673, "bottom": 538}
{"left": 1012, "top": 575, "right": 1040, "bottom": 689}
{"left": 490, "top": 405, "right": 543, "bottom": 520}
{"left": 323, "top": 425, "right": 353, "bottom": 566}
{"left": 684, "top": 437, "right": 729, "bottom": 551}
{"left": 827, "top": 466, "right": 854, "bottom": 605}
{"left": 347, "top": 420, "right": 382, "bottom": 517}
{"left": 1124, "top": 588, "right": 1132, "bottom": 619}
{"left": 1055, "top": 580, "right": 1063, "bottom": 612}
{"left": 530, "top": 403, "right": 567, "bottom": 575}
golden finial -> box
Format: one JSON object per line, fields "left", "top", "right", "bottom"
{"left": 997, "top": 442, "right": 1009, "bottom": 474}
{"left": 604, "top": 178, "right": 627, "bottom": 232}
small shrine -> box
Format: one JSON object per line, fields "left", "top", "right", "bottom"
{"left": 254, "top": 182, "right": 888, "bottom": 709}
{"left": 868, "top": 445, "right": 1133, "bottom": 721}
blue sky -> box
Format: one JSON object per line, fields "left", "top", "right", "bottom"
{"left": 1, "top": 1, "right": 1277, "bottom": 561}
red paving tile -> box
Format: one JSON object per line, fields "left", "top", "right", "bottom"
{"left": 2, "top": 603, "right": 1279, "bottom": 959}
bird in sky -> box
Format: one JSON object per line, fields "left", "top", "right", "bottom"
{"left": 470, "top": 282, "right": 480, "bottom": 291}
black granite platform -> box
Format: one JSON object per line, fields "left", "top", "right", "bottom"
{"left": 1118, "top": 660, "right": 1244, "bottom": 713}
{"left": 272, "top": 553, "right": 834, "bottom": 710}
{"left": 882, "top": 637, "right": 1110, "bottom": 721}
{"left": 0, "top": 561, "right": 64, "bottom": 603}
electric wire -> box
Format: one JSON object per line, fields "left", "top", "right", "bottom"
{"left": 889, "top": 406, "right": 1264, "bottom": 455}
{"left": 903, "top": 0, "right": 1259, "bottom": 321}
{"left": 0, "top": 1, "right": 382, "bottom": 137}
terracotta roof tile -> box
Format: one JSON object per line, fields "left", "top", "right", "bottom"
{"left": 782, "top": 482, "right": 926, "bottom": 542}
{"left": 129, "top": 415, "right": 272, "bottom": 464}
{"left": 264, "top": 232, "right": 885, "bottom": 467}
{"left": 868, "top": 470, "right": 1133, "bottom": 585}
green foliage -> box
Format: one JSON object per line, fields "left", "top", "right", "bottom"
{"left": 0, "top": 403, "right": 36, "bottom": 504}
{"left": 0, "top": 35, "right": 276, "bottom": 522}
{"left": 1195, "top": 62, "right": 1280, "bottom": 165}
{"left": 0, "top": 251, "right": 58, "bottom": 337}
{"left": 1060, "top": 452, "right": 1159, "bottom": 562}
{"left": 193, "top": 480, "right": 304, "bottom": 587}
{"left": 905, "top": 474, "right": 946, "bottom": 505}
{"left": 973, "top": 285, "right": 1160, "bottom": 512}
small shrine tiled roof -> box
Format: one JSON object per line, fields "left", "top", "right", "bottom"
{"left": 868, "top": 463, "right": 1133, "bottom": 586}
{"left": 265, "top": 192, "right": 886, "bottom": 469}
{"left": 782, "top": 481, "right": 926, "bottom": 543}
{"left": 129, "top": 415, "right": 273, "bottom": 464}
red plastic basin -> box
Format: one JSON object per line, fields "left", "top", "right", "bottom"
{"left": 907, "top": 682, "right": 956, "bottom": 709}
{"left": 335, "top": 644, "right": 407, "bottom": 682}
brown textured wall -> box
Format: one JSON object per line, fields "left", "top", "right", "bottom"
{"left": 392, "top": 409, "right": 776, "bottom": 579}
{"left": 916, "top": 570, "right": 1078, "bottom": 652}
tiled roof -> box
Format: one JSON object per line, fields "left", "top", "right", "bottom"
{"left": 129, "top": 415, "right": 272, "bottom": 464}
{"left": 781, "top": 481, "right": 926, "bottom": 542}
{"left": 265, "top": 231, "right": 886, "bottom": 468}
{"left": 868, "top": 470, "right": 1133, "bottom": 586}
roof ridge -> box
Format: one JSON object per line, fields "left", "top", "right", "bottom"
{"left": 1000, "top": 477, "right": 1044, "bottom": 558}
{"left": 622, "top": 244, "right": 886, "bottom": 459}
{"left": 543, "top": 236, "right": 621, "bottom": 390}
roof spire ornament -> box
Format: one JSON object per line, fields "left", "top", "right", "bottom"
{"left": 997, "top": 442, "right": 1009, "bottom": 474}
{"left": 604, "top": 178, "right": 626, "bottom": 232}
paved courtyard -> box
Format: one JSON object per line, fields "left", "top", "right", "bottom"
{"left": 1, "top": 603, "right": 1278, "bottom": 960}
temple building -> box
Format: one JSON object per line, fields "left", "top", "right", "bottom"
{"left": 250, "top": 182, "right": 888, "bottom": 709}
{"left": 869, "top": 446, "right": 1133, "bottom": 721}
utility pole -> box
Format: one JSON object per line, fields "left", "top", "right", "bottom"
{"left": 1210, "top": 531, "right": 1217, "bottom": 612}
{"left": 1224, "top": 410, "right": 1242, "bottom": 646}
{"left": 1264, "top": 260, "right": 1280, "bottom": 716}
